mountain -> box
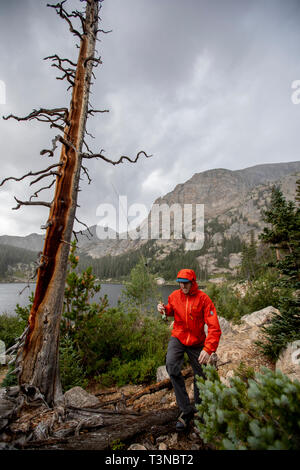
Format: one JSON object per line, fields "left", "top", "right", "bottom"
{"left": 1, "top": 161, "right": 299, "bottom": 279}
{"left": 78, "top": 161, "right": 300, "bottom": 261}
{"left": 0, "top": 232, "right": 44, "bottom": 252}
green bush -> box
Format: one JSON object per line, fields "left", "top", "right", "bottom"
{"left": 122, "top": 257, "right": 159, "bottom": 313}
{"left": 59, "top": 335, "right": 88, "bottom": 392}
{"left": 0, "top": 314, "right": 26, "bottom": 350}
{"left": 99, "top": 356, "right": 159, "bottom": 387}
{"left": 1, "top": 244, "right": 171, "bottom": 391}
{"left": 256, "top": 296, "right": 300, "bottom": 360}
{"left": 195, "top": 364, "right": 300, "bottom": 450}
{"left": 1, "top": 365, "right": 18, "bottom": 388}
{"left": 72, "top": 306, "right": 170, "bottom": 385}
{"left": 255, "top": 185, "right": 300, "bottom": 359}
{"left": 205, "top": 269, "right": 293, "bottom": 324}
{"left": 204, "top": 283, "right": 250, "bottom": 323}
{"left": 243, "top": 270, "right": 293, "bottom": 314}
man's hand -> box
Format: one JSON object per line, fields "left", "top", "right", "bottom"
{"left": 157, "top": 303, "right": 166, "bottom": 315}
{"left": 198, "top": 350, "right": 210, "bottom": 364}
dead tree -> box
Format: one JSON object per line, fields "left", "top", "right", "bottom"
{"left": 1, "top": 0, "right": 151, "bottom": 407}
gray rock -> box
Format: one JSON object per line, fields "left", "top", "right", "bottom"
{"left": 218, "top": 316, "right": 233, "bottom": 335}
{"left": 160, "top": 395, "right": 168, "bottom": 404}
{"left": 190, "top": 444, "right": 201, "bottom": 450}
{"left": 229, "top": 252, "right": 242, "bottom": 269}
{"left": 158, "top": 442, "right": 168, "bottom": 450}
{"left": 208, "top": 277, "right": 226, "bottom": 285}
{"left": 212, "top": 233, "right": 223, "bottom": 246}
{"left": 156, "top": 365, "right": 169, "bottom": 382}
{"left": 169, "top": 432, "right": 178, "bottom": 445}
{"left": 208, "top": 352, "right": 218, "bottom": 367}
{"left": 128, "top": 443, "right": 147, "bottom": 450}
{"left": 241, "top": 306, "right": 280, "bottom": 327}
{"left": 63, "top": 386, "right": 100, "bottom": 408}
{"left": 275, "top": 340, "right": 300, "bottom": 382}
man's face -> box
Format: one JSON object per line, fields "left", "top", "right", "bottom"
{"left": 180, "top": 281, "right": 192, "bottom": 294}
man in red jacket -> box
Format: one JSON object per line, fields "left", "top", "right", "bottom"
{"left": 157, "top": 268, "right": 221, "bottom": 431}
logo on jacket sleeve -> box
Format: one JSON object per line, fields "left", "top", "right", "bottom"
{"left": 210, "top": 310, "right": 214, "bottom": 316}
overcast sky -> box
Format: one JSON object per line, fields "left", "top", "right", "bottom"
{"left": 0, "top": 0, "right": 299, "bottom": 237}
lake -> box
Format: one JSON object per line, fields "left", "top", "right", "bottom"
{"left": 0, "top": 282, "right": 177, "bottom": 316}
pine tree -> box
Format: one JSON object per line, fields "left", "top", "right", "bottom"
{"left": 240, "top": 230, "right": 258, "bottom": 280}
{"left": 257, "top": 185, "right": 300, "bottom": 359}
{"left": 122, "top": 256, "right": 159, "bottom": 313}
{"left": 295, "top": 179, "right": 300, "bottom": 205}
{"left": 195, "top": 364, "right": 300, "bottom": 450}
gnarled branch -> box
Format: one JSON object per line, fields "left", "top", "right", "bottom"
{"left": 13, "top": 197, "right": 52, "bottom": 210}
{"left": 87, "top": 108, "right": 109, "bottom": 116}
{"left": 30, "top": 170, "right": 61, "bottom": 186}
{"left": 3, "top": 108, "right": 69, "bottom": 131}
{"left": 40, "top": 134, "right": 64, "bottom": 158}
{"left": 47, "top": 1, "right": 83, "bottom": 39}
{"left": 30, "top": 180, "right": 56, "bottom": 201}
{"left": 0, "top": 163, "right": 63, "bottom": 187}
{"left": 84, "top": 55, "right": 102, "bottom": 67}
{"left": 81, "top": 165, "right": 92, "bottom": 184}
{"left": 75, "top": 216, "right": 93, "bottom": 237}
{"left": 3, "top": 107, "right": 69, "bottom": 123}
{"left": 82, "top": 150, "right": 152, "bottom": 165}
{"left": 44, "top": 54, "right": 77, "bottom": 67}
{"left": 44, "top": 54, "right": 76, "bottom": 85}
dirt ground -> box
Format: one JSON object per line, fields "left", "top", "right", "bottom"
{"left": 0, "top": 366, "right": 8, "bottom": 385}
{"left": 86, "top": 375, "right": 209, "bottom": 450}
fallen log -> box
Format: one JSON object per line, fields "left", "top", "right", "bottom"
{"left": 21, "top": 406, "right": 180, "bottom": 450}
{"left": 99, "top": 368, "right": 193, "bottom": 408}
{"left": 0, "top": 369, "right": 199, "bottom": 450}
{"left": 126, "top": 369, "right": 193, "bottom": 406}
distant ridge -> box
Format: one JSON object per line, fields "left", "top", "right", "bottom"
{"left": 1, "top": 161, "right": 299, "bottom": 265}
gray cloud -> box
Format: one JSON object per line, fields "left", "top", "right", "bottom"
{"left": 0, "top": 0, "right": 299, "bottom": 236}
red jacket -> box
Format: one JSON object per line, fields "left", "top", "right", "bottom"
{"left": 164, "top": 269, "right": 221, "bottom": 354}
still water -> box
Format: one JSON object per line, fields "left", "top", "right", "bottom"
{"left": 0, "top": 282, "right": 177, "bottom": 316}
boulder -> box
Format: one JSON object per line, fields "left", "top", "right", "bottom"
{"left": 156, "top": 365, "right": 169, "bottom": 382}
{"left": 216, "top": 308, "right": 276, "bottom": 379}
{"left": 212, "top": 232, "right": 223, "bottom": 246}
{"left": 229, "top": 252, "right": 242, "bottom": 269}
{"left": 155, "top": 277, "right": 165, "bottom": 285}
{"left": 64, "top": 386, "right": 100, "bottom": 408}
{"left": 241, "top": 306, "right": 280, "bottom": 327}
{"left": 218, "top": 316, "right": 233, "bottom": 336}
{"left": 275, "top": 340, "right": 300, "bottom": 383}
{"left": 205, "top": 316, "right": 232, "bottom": 336}
{"left": 158, "top": 442, "right": 168, "bottom": 450}
{"left": 208, "top": 277, "right": 226, "bottom": 285}
{"left": 128, "top": 443, "right": 147, "bottom": 450}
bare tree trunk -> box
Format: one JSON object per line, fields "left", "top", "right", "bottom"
{"left": 18, "top": 1, "right": 99, "bottom": 406}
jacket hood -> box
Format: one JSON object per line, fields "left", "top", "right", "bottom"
{"left": 176, "top": 269, "right": 199, "bottom": 295}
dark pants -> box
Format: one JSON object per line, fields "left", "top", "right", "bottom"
{"left": 166, "top": 336, "right": 205, "bottom": 416}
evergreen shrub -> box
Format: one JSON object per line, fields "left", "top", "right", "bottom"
{"left": 0, "top": 314, "right": 26, "bottom": 350}
{"left": 59, "top": 334, "right": 88, "bottom": 392}
{"left": 195, "top": 364, "right": 300, "bottom": 450}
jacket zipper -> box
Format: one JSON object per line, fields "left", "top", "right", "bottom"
{"left": 186, "top": 296, "right": 191, "bottom": 345}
